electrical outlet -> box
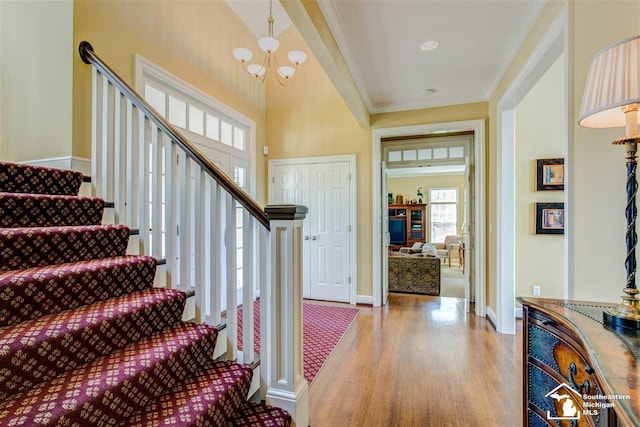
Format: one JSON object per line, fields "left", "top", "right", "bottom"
{"left": 533, "top": 286, "right": 541, "bottom": 296}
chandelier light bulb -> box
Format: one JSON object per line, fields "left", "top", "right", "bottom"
{"left": 233, "top": 48, "right": 253, "bottom": 63}
{"left": 247, "top": 64, "right": 266, "bottom": 77}
{"left": 278, "top": 66, "right": 296, "bottom": 78}
{"left": 287, "top": 50, "right": 307, "bottom": 65}
{"left": 258, "top": 37, "right": 279, "bottom": 53}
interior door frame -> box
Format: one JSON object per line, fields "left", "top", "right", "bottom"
{"left": 268, "top": 154, "right": 358, "bottom": 305}
{"left": 372, "top": 120, "right": 486, "bottom": 317}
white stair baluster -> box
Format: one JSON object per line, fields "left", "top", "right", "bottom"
{"left": 113, "top": 89, "right": 126, "bottom": 224}
{"left": 164, "top": 139, "right": 178, "bottom": 288}
{"left": 101, "top": 76, "right": 110, "bottom": 200}
{"left": 151, "top": 124, "right": 162, "bottom": 259}
{"left": 210, "top": 182, "right": 223, "bottom": 326}
{"left": 226, "top": 195, "right": 237, "bottom": 361}
{"left": 138, "top": 111, "right": 150, "bottom": 256}
{"left": 91, "top": 68, "right": 102, "bottom": 198}
{"left": 194, "top": 165, "right": 206, "bottom": 323}
{"left": 242, "top": 211, "right": 255, "bottom": 364}
{"left": 179, "top": 155, "right": 192, "bottom": 292}
{"left": 125, "top": 100, "right": 138, "bottom": 228}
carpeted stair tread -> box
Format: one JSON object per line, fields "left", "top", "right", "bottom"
{"left": 0, "top": 224, "right": 131, "bottom": 272}
{"left": 123, "top": 360, "right": 253, "bottom": 427}
{"left": 227, "top": 402, "right": 292, "bottom": 426}
{"left": 0, "top": 255, "right": 157, "bottom": 327}
{"left": 0, "top": 192, "right": 105, "bottom": 228}
{"left": 0, "top": 288, "right": 187, "bottom": 400}
{"left": 0, "top": 162, "right": 84, "bottom": 196}
{"left": 0, "top": 322, "right": 219, "bottom": 426}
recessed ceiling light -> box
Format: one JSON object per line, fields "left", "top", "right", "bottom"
{"left": 420, "top": 40, "right": 440, "bottom": 51}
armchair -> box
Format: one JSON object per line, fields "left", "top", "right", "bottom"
{"left": 431, "top": 235, "right": 461, "bottom": 267}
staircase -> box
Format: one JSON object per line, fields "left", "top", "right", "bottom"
{"left": 0, "top": 161, "right": 291, "bottom": 426}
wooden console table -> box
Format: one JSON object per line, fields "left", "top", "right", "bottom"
{"left": 518, "top": 297, "right": 639, "bottom": 427}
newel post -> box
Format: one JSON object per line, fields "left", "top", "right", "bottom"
{"left": 263, "top": 204, "right": 308, "bottom": 427}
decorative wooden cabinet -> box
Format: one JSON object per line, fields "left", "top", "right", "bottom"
{"left": 388, "top": 204, "right": 426, "bottom": 249}
{"left": 518, "top": 297, "right": 640, "bottom": 427}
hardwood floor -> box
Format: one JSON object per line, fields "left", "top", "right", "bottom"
{"left": 308, "top": 294, "right": 522, "bottom": 427}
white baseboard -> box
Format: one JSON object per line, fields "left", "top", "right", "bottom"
{"left": 356, "top": 295, "right": 373, "bottom": 305}
{"left": 20, "top": 156, "right": 91, "bottom": 176}
{"left": 486, "top": 306, "right": 497, "bottom": 329}
{"left": 515, "top": 308, "right": 523, "bottom": 319}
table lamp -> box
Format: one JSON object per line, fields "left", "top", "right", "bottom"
{"left": 579, "top": 35, "right": 640, "bottom": 329}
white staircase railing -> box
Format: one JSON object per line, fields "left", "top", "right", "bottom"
{"left": 80, "top": 41, "right": 308, "bottom": 426}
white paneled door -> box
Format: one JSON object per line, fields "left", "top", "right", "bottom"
{"left": 271, "top": 158, "right": 354, "bottom": 303}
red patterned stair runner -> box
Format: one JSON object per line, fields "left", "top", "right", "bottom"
{"left": 0, "top": 162, "right": 290, "bottom": 426}
{"left": 0, "top": 192, "right": 105, "bottom": 227}
{"left": 0, "top": 255, "right": 157, "bottom": 326}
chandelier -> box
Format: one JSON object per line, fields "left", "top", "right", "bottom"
{"left": 232, "top": 0, "right": 307, "bottom": 85}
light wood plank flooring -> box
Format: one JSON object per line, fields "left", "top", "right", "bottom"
{"left": 308, "top": 294, "right": 522, "bottom": 427}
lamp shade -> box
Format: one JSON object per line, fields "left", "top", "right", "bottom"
{"left": 579, "top": 35, "right": 640, "bottom": 128}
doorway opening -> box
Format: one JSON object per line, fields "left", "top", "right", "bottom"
{"left": 372, "top": 120, "right": 486, "bottom": 316}
{"left": 384, "top": 134, "right": 472, "bottom": 303}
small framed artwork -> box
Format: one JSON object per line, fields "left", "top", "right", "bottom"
{"left": 536, "top": 158, "right": 564, "bottom": 191}
{"left": 536, "top": 203, "right": 564, "bottom": 235}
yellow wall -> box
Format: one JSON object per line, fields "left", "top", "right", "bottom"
{"left": 387, "top": 175, "right": 466, "bottom": 242}
{"left": 488, "top": 0, "right": 640, "bottom": 311}
{"left": 571, "top": 0, "right": 640, "bottom": 302}
{"left": 73, "top": 0, "right": 268, "bottom": 202}
{"left": 1, "top": 0, "right": 73, "bottom": 162}
{"left": 515, "top": 54, "right": 565, "bottom": 301}
{"left": 265, "top": 26, "right": 373, "bottom": 295}
{"left": 371, "top": 103, "right": 488, "bottom": 129}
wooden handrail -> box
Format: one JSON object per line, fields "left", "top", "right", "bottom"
{"left": 79, "top": 41, "right": 269, "bottom": 230}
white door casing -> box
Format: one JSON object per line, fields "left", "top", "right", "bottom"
{"left": 381, "top": 161, "right": 389, "bottom": 305}
{"left": 372, "top": 120, "right": 486, "bottom": 314}
{"left": 269, "top": 155, "right": 357, "bottom": 304}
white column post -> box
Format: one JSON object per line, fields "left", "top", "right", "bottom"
{"left": 264, "top": 204, "right": 308, "bottom": 427}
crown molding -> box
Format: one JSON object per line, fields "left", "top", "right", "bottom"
{"left": 484, "top": 0, "right": 546, "bottom": 99}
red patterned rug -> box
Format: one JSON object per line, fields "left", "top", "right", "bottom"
{"left": 236, "top": 301, "right": 359, "bottom": 383}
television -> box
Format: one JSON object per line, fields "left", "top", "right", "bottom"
{"left": 389, "top": 218, "right": 406, "bottom": 245}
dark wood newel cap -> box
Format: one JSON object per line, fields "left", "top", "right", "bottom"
{"left": 265, "top": 204, "right": 308, "bottom": 221}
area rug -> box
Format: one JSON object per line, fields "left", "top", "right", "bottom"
{"left": 441, "top": 265, "right": 466, "bottom": 298}
{"left": 235, "top": 301, "right": 359, "bottom": 383}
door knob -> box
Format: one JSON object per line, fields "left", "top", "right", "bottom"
{"left": 311, "top": 236, "right": 317, "bottom": 240}
{"left": 304, "top": 235, "right": 309, "bottom": 240}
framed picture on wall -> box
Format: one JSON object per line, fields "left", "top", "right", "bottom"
{"left": 535, "top": 202, "right": 564, "bottom": 235}
{"left": 536, "top": 158, "right": 564, "bottom": 191}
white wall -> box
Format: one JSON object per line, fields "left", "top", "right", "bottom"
{"left": 0, "top": 0, "right": 73, "bottom": 161}
{"left": 514, "top": 54, "right": 566, "bottom": 301}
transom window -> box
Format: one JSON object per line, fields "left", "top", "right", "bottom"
{"left": 144, "top": 83, "right": 247, "bottom": 151}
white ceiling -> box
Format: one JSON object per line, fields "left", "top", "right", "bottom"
{"left": 226, "top": 0, "right": 292, "bottom": 38}
{"left": 318, "top": 0, "right": 546, "bottom": 113}
{"left": 227, "top": 0, "right": 546, "bottom": 115}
